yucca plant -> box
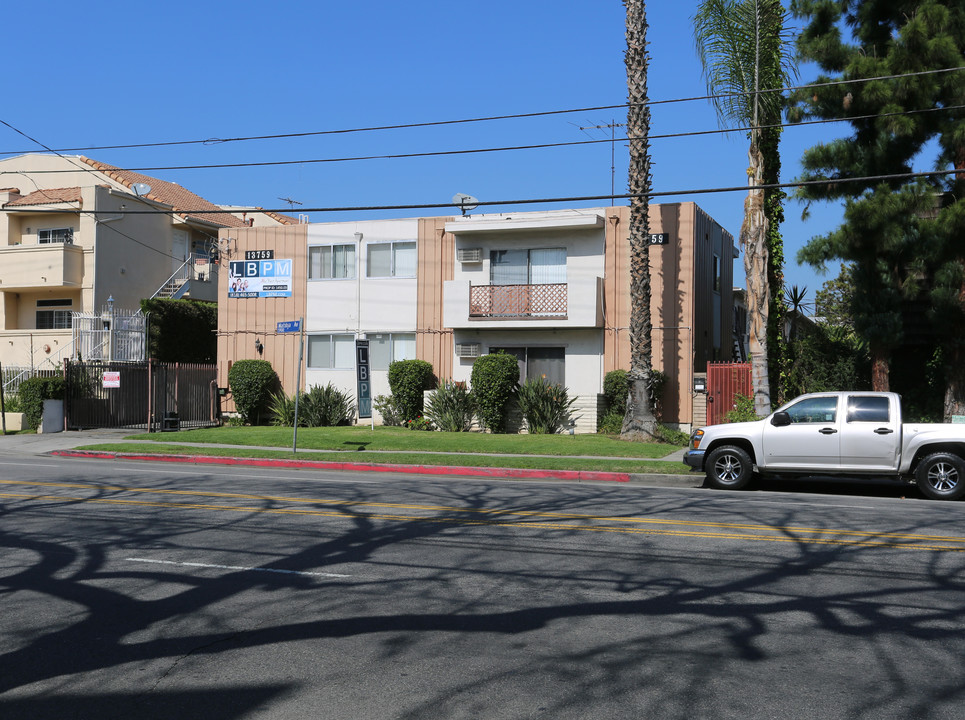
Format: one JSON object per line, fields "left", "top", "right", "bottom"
{"left": 301, "top": 383, "right": 356, "bottom": 427}
{"left": 516, "top": 377, "right": 578, "bottom": 434}
{"left": 424, "top": 380, "right": 475, "bottom": 432}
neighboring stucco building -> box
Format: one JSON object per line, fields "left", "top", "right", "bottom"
{"left": 217, "top": 203, "right": 735, "bottom": 432}
{"left": 0, "top": 154, "right": 297, "bottom": 374}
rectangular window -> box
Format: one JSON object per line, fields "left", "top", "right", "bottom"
{"left": 36, "top": 310, "right": 72, "bottom": 329}
{"left": 39, "top": 228, "right": 73, "bottom": 245}
{"left": 847, "top": 396, "right": 890, "bottom": 423}
{"left": 366, "top": 241, "right": 417, "bottom": 278}
{"left": 489, "top": 346, "right": 565, "bottom": 386}
{"left": 712, "top": 254, "right": 721, "bottom": 293}
{"left": 369, "top": 333, "right": 417, "bottom": 371}
{"left": 307, "top": 334, "right": 354, "bottom": 368}
{"left": 491, "top": 248, "right": 566, "bottom": 284}
{"left": 309, "top": 244, "right": 356, "bottom": 279}
{"left": 36, "top": 299, "right": 72, "bottom": 329}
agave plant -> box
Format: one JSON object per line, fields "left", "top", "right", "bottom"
{"left": 424, "top": 380, "right": 475, "bottom": 432}
{"left": 516, "top": 377, "right": 578, "bottom": 434}
{"left": 301, "top": 383, "right": 356, "bottom": 427}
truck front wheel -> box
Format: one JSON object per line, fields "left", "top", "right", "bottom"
{"left": 705, "top": 445, "right": 754, "bottom": 490}
{"left": 916, "top": 453, "right": 965, "bottom": 501}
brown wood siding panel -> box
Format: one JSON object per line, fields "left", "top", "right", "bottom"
{"left": 416, "top": 217, "right": 454, "bottom": 380}
{"left": 217, "top": 224, "right": 308, "bottom": 413}
{"left": 603, "top": 203, "right": 695, "bottom": 424}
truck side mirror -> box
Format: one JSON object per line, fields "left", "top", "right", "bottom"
{"left": 771, "top": 411, "right": 791, "bottom": 427}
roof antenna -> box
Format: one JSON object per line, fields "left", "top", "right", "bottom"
{"left": 278, "top": 197, "right": 303, "bottom": 211}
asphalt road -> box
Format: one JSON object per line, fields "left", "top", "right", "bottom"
{"left": 2, "top": 455, "right": 964, "bottom": 720}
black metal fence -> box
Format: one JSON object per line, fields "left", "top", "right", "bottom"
{"left": 65, "top": 360, "right": 219, "bottom": 431}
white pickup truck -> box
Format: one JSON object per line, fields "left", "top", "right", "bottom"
{"left": 683, "top": 391, "right": 965, "bottom": 500}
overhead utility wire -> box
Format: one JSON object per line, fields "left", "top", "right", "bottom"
{"left": 0, "top": 119, "right": 188, "bottom": 262}
{"left": 16, "top": 102, "right": 965, "bottom": 175}
{"left": 2, "top": 65, "right": 962, "bottom": 156}
{"left": 12, "top": 169, "right": 959, "bottom": 217}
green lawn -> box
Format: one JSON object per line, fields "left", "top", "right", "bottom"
{"left": 71, "top": 425, "right": 693, "bottom": 475}
{"left": 122, "top": 425, "right": 684, "bottom": 458}
{"left": 74, "top": 442, "right": 693, "bottom": 475}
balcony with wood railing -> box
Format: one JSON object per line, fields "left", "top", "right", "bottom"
{"left": 444, "top": 278, "right": 604, "bottom": 329}
{"left": 469, "top": 283, "right": 567, "bottom": 319}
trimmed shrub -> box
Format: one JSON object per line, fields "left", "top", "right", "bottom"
{"left": 18, "top": 376, "right": 66, "bottom": 430}
{"left": 602, "top": 369, "right": 630, "bottom": 419}
{"left": 470, "top": 353, "right": 520, "bottom": 434}
{"left": 424, "top": 380, "right": 475, "bottom": 432}
{"left": 141, "top": 298, "right": 217, "bottom": 363}
{"left": 373, "top": 394, "right": 404, "bottom": 427}
{"left": 301, "top": 383, "right": 356, "bottom": 427}
{"left": 597, "top": 411, "right": 624, "bottom": 434}
{"left": 516, "top": 377, "right": 578, "bottom": 434}
{"left": 387, "top": 359, "right": 436, "bottom": 422}
{"left": 228, "top": 359, "right": 279, "bottom": 425}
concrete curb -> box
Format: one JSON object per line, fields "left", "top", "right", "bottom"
{"left": 51, "top": 449, "right": 704, "bottom": 487}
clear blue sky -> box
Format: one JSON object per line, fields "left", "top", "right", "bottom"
{"left": 2, "top": 1, "right": 869, "bottom": 306}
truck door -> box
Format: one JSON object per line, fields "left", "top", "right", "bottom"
{"left": 762, "top": 395, "right": 841, "bottom": 470}
{"left": 839, "top": 394, "right": 901, "bottom": 471}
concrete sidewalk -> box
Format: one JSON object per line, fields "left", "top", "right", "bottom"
{"left": 0, "top": 428, "right": 700, "bottom": 487}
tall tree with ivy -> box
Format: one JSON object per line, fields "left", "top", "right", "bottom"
{"left": 621, "top": 0, "right": 658, "bottom": 441}
{"left": 694, "top": 0, "right": 797, "bottom": 415}
{"left": 789, "top": 0, "right": 965, "bottom": 399}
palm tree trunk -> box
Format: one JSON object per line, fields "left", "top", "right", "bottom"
{"left": 743, "top": 139, "right": 772, "bottom": 416}
{"left": 621, "top": 0, "right": 657, "bottom": 440}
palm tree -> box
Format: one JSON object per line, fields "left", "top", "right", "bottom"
{"left": 694, "top": 0, "right": 796, "bottom": 415}
{"left": 621, "top": 0, "right": 658, "bottom": 441}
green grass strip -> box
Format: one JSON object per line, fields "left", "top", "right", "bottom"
{"left": 74, "top": 443, "right": 694, "bottom": 475}
{"left": 121, "top": 425, "right": 683, "bottom": 459}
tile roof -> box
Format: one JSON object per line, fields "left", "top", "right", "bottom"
{"left": 5, "top": 187, "right": 83, "bottom": 206}
{"left": 260, "top": 209, "right": 300, "bottom": 225}
{"left": 78, "top": 157, "right": 248, "bottom": 228}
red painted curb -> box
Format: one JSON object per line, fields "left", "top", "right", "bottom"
{"left": 50, "top": 450, "right": 632, "bottom": 483}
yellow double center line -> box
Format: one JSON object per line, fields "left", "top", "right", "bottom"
{"left": 2, "top": 479, "right": 964, "bottom": 552}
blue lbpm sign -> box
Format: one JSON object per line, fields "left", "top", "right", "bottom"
{"left": 277, "top": 320, "right": 301, "bottom": 333}
{"left": 228, "top": 258, "right": 293, "bottom": 298}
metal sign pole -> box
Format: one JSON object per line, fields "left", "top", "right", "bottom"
{"left": 292, "top": 317, "right": 305, "bottom": 453}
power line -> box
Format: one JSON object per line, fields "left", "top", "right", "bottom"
{"left": 13, "top": 102, "right": 964, "bottom": 175}
{"left": 2, "top": 65, "right": 962, "bottom": 157}
{"left": 10, "top": 168, "right": 959, "bottom": 217}
{"left": 0, "top": 119, "right": 195, "bottom": 263}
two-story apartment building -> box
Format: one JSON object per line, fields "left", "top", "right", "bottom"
{"left": 0, "top": 154, "right": 296, "bottom": 375}
{"left": 217, "top": 203, "right": 735, "bottom": 431}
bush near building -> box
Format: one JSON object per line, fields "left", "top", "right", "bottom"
{"left": 18, "top": 376, "right": 66, "bottom": 430}
{"left": 388, "top": 359, "right": 436, "bottom": 423}
{"left": 141, "top": 298, "right": 217, "bottom": 363}
{"left": 470, "top": 353, "right": 520, "bottom": 434}
{"left": 228, "top": 360, "right": 279, "bottom": 425}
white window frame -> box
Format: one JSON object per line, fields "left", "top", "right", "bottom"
{"left": 38, "top": 227, "right": 74, "bottom": 245}
{"left": 366, "top": 241, "right": 417, "bottom": 278}
{"left": 307, "top": 333, "right": 355, "bottom": 369}
{"left": 308, "top": 243, "right": 356, "bottom": 280}
{"left": 36, "top": 298, "right": 73, "bottom": 329}
{"left": 368, "top": 332, "right": 417, "bottom": 371}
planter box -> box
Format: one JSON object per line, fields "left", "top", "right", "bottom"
{"left": 1, "top": 412, "right": 24, "bottom": 432}
{"left": 39, "top": 399, "right": 64, "bottom": 434}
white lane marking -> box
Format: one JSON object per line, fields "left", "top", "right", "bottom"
{"left": 126, "top": 557, "right": 350, "bottom": 578}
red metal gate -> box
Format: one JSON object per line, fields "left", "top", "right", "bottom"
{"left": 706, "top": 362, "right": 751, "bottom": 425}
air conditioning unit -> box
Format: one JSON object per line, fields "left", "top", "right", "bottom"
{"left": 457, "top": 247, "right": 483, "bottom": 263}
{"left": 455, "top": 342, "right": 481, "bottom": 358}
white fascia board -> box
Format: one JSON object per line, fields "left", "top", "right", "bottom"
{"left": 445, "top": 213, "right": 604, "bottom": 235}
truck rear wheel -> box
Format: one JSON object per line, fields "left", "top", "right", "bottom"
{"left": 916, "top": 453, "right": 965, "bottom": 501}
{"left": 705, "top": 445, "right": 754, "bottom": 490}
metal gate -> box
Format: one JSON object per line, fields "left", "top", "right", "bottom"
{"left": 65, "top": 360, "right": 219, "bottom": 431}
{"left": 706, "top": 362, "right": 751, "bottom": 425}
